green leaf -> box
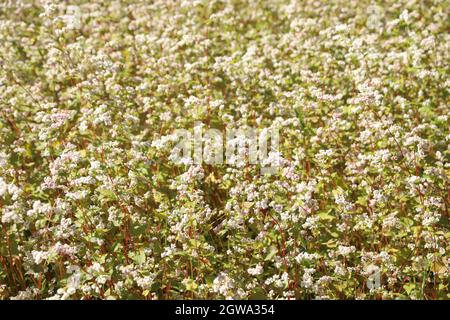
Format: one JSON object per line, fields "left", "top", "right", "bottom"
{"left": 264, "top": 245, "right": 278, "bottom": 261}
{"left": 132, "top": 249, "right": 146, "bottom": 265}
{"left": 97, "top": 188, "right": 117, "bottom": 201}
{"left": 404, "top": 283, "right": 416, "bottom": 295}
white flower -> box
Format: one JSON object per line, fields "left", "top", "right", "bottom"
{"left": 0, "top": 178, "right": 7, "bottom": 197}
{"left": 1, "top": 209, "right": 21, "bottom": 224}
{"left": 337, "top": 245, "right": 356, "bottom": 256}
{"left": 62, "top": 6, "right": 81, "bottom": 30}
{"left": 212, "top": 272, "right": 235, "bottom": 297}
{"left": 247, "top": 264, "right": 263, "bottom": 276}
{"left": 399, "top": 10, "right": 410, "bottom": 23}
{"left": 32, "top": 250, "right": 49, "bottom": 264}
{"left": 0, "top": 152, "right": 8, "bottom": 167}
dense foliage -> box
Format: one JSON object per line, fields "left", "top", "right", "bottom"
{"left": 0, "top": 0, "right": 449, "bottom": 299}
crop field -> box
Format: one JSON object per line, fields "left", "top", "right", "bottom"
{"left": 0, "top": 0, "right": 449, "bottom": 300}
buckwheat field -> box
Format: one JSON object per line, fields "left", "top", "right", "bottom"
{"left": 0, "top": 0, "right": 449, "bottom": 300}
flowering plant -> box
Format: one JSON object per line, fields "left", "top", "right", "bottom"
{"left": 0, "top": 0, "right": 448, "bottom": 300}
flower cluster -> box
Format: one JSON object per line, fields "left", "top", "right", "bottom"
{"left": 0, "top": 0, "right": 448, "bottom": 300}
